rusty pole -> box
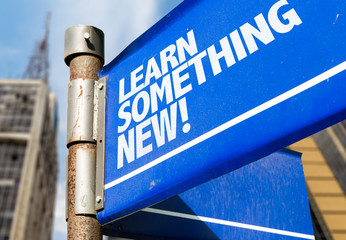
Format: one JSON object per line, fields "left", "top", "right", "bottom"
{"left": 64, "top": 26, "right": 104, "bottom": 239}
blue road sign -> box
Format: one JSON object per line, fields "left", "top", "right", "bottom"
{"left": 97, "top": 0, "right": 346, "bottom": 224}
{"left": 103, "top": 150, "right": 315, "bottom": 239}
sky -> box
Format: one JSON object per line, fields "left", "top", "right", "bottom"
{"left": 0, "top": 0, "right": 182, "bottom": 239}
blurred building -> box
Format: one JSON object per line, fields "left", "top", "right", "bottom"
{"left": 290, "top": 121, "right": 346, "bottom": 240}
{"left": 0, "top": 80, "right": 58, "bottom": 240}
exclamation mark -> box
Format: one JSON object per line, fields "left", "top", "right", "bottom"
{"left": 178, "top": 97, "right": 191, "bottom": 133}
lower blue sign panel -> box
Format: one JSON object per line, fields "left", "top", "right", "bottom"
{"left": 103, "top": 149, "right": 315, "bottom": 239}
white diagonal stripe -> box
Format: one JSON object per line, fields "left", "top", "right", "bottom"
{"left": 142, "top": 207, "right": 315, "bottom": 239}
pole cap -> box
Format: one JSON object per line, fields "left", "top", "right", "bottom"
{"left": 64, "top": 25, "right": 104, "bottom": 66}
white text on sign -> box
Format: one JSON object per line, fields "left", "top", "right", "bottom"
{"left": 116, "top": 0, "right": 302, "bottom": 169}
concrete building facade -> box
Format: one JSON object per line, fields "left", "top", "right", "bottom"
{"left": 0, "top": 80, "right": 58, "bottom": 240}
{"left": 290, "top": 121, "right": 346, "bottom": 240}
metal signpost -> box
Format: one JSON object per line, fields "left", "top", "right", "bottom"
{"left": 103, "top": 150, "right": 315, "bottom": 239}
{"left": 64, "top": 26, "right": 104, "bottom": 239}
{"left": 96, "top": 0, "right": 346, "bottom": 225}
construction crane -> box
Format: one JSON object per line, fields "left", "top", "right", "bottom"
{"left": 22, "top": 13, "right": 51, "bottom": 83}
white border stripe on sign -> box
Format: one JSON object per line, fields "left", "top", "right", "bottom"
{"left": 105, "top": 61, "right": 346, "bottom": 190}
{"left": 142, "top": 208, "right": 316, "bottom": 239}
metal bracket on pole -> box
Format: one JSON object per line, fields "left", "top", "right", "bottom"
{"left": 75, "top": 146, "right": 96, "bottom": 214}
{"left": 67, "top": 77, "right": 97, "bottom": 215}
{"left": 94, "top": 77, "right": 106, "bottom": 211}
{"left": 67, "top": 78, "right": 95, "bottom": 145}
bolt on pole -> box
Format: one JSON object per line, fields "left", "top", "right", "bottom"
{"left": 64, "top": 25, "right": 104, "bottom": 239}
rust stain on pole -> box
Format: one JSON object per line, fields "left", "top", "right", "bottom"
{"left": 70, "top": 55, "right": 103, "bottom": 81}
